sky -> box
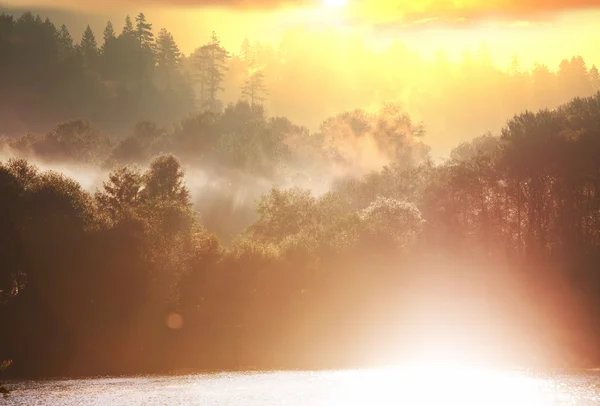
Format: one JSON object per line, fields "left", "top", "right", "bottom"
{"left": 2, "top": 0, "right": 600, "bottom": 69}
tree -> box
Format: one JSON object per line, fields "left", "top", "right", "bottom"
{"left": 194, "top": 31, "right": 229, "bottom": 112}
{"left": 532, "top": 62, "right": 557, "bottom": 107}
{"left": 558, "top": 56, "right": 592, "bottom": 99}
{"left": 241, "top": 70, "right": 268, "bottom": 106}
{"left": 193, "top": 46, "right": 209, "bottom": 108}
{"left": 249, "top": 187, "right": 320, "bottom": 243}
{"left": 590, "top": 65, "right": 600, "bottom": 92}
{"left": 95, "top": 166, "right": 143, "bottom": 222}
{"left": 141, "top": 155, "right": 190, "bottom": 206}
{"left": 135, "top": 13, "right": 154, "bottom": 50}
{"left": 122, "top": 15, "right": 134, "bottom": 36}
{"left": 79, "top": 25, "right": 98, "bottom": 69}
{"left": 239, "top": 37, "right": 254, "bottom": 66}
{"left": 102, "top": 21, "right": 116, "bottom": 49}
{"left": 57, "top": 24, "right": 73, "bottom": 51}
{"left": 508, "top": 54, "right": 522, "bottom": 76}
{"left": 155, "top": 28, "right": 181, "bottom": 69}
{"left": 359, "top": 197, "right": 425, "bottom": 249}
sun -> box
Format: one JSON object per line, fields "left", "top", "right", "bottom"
{"left": 323, "top": 0, "right": 348, "bottom": 8}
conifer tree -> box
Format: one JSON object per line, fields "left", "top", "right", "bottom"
{"left": 57, "top": 24, "right": 73, "bottom": 50}
{"left": 135, "top": 13, "right": 154, "bottom": 50}
{"left": 102, "top": 21, "right": 116, "bottom": 48}
{"left": 122, "top": 15, "right": 134, "bottom": 36}
{"left": 590, "top": 65, "right": 600, "bottom": 92}
{"left": 80, "top": 25, "right": 98, "bottom": 68}
{"left": 194, "top": 31, "right": 229, "bottom": 112}
{"left": 240, "top": 37, "right": 254, "bottom": 66}
{"left": 156, "top": 28, "right": 181, "bottom": 69}
{"left": 241, "top": 70, "right": 268, "bottom": 106}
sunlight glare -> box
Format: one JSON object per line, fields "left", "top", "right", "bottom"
{"left": 323, "top": 0, "right": 348, "bottom": 8}
{"left": 337, "top": 364, "right": 552, "bottom": 406}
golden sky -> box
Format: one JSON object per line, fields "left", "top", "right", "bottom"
{"left": 4, "top": 0, "right": 600, "bottom": 67}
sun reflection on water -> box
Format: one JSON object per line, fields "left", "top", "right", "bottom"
{"left": 332, "top": 364, "right": 560, "bottom": 406}
{"left": 9, "top": 364, "right": 600, "bottom": 405}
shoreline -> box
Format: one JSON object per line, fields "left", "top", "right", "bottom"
{"left": 4, "top": 363, "right": 600, "bottom": 382}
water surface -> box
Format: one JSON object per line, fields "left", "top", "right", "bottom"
{"left": 4, "top": 367, "right": 600, "bottom": 405}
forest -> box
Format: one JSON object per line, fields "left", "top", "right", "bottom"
{"left": 2, "top": 11, "right": 600, "bottom": 377}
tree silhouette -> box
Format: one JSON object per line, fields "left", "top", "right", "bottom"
{"left": 135, "top": 13, "right": 154, "bottom": 50}
{"left": 194, "top": 31, "right": 229, "bottom": 112}
{"left": 589, "top": 65, "right": 600, "bottom": 92}
{"left": 102, "top": 21, "right": 116, "bottom": 49}
{"left": 122, "top": 15, "right": 134, "bottom": 36}
{"left": 156, "top": 28, "right": 181, "bottom": 69}
{"left": 239, "top": 37, "right": 254, "bottom": 65}
{"left": 57, "top": 24, "right": 73, "bottom": 50}
{"left": 241, "top": 70, "right": 268, "bottom": 106}
{"left": 79, "top": 25, "right": 98, "bottom": 69}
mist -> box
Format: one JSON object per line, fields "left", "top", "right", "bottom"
{"left": 3, "top": 8, "right": 600, "bottom": 380}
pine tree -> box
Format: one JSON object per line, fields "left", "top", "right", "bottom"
{"left": 122, "top": 15, "right": 134, "bottom": 36}
{"left": 80, "top": 25, "right": 98, "bottom": 68}
{"left": 56, "top": 24, "right": 74, "bottom": 61}
{"left": 135, "top": 13, "right": 154, "bottom": 50}
{"left": 509, "top": 54, "right": 522, "bottom": 76}
{"left": 241, "top": 70, "right": 268, "bottom": 106}
{"left": 156, "top": 28, "right": 181, "bottom": 69}
{"left": 102, "top": 21, "right": 116, "bottom": 48}
{"left": 57, "top": 24, "right": 73, "bottom": 50}
{"left": 240, "top": 37, "right": 254, "bottom": 66}
{"left": 193, "top": 46, "right": 210, "bottom": 108}
{"left": 194, "top": 31, "right": 229, "bottom": 112}
{"left": 590, "top": 65, "right": 600, "bottom": 92}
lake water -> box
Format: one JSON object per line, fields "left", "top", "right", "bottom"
{"left": 3, "top": 366, "right": 600, "bottom": 405}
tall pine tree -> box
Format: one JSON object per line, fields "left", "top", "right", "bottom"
{"left": 57, "top": 24, "right": 73, "bottom": 50}
{"left": 57, "top": 24, "right": 73, "bottom": 60}
{"left": 156, "top": 28, "right": 180, "bottom": 69}
{"left": 135, "top": 13, "right": 154, "bottom": 50}
{"left": 102, "top": 21, "right": 116, "bottom": 49}
{"left": 194, "top": 31, "right": 229, "bottom": 112}
{"left": 122, "top": 15, "right": 134, "bottom": 36}
{"left": 155, "top": 28, "right": 181, "bottom": 90}
{"left": 241, "top": 70, "right": 268, "bottom": 106}
{"left": 79, "top": 25, "right": 98, "bottom": 69}
{"left": 590, "top": 65, "right": 600, "bottom": 92}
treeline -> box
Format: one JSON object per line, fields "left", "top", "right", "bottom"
{"left": 3, "top": 11, "right": 600, "bottom": 157}
{"left": 0, "top": 100, "right": 429, "bottom": 240}
{"left": 2, "top": 94, "right": 600, "bottom": 376}
{"left": 0, "top": 11, "right": 223, "bottom": 134}
{"left": 0, "top": 10, "right": 273, "bottom": 135}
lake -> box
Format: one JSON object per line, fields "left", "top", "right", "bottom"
{"left": 3, "top": 366, "right": 600, "bottom": 405}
